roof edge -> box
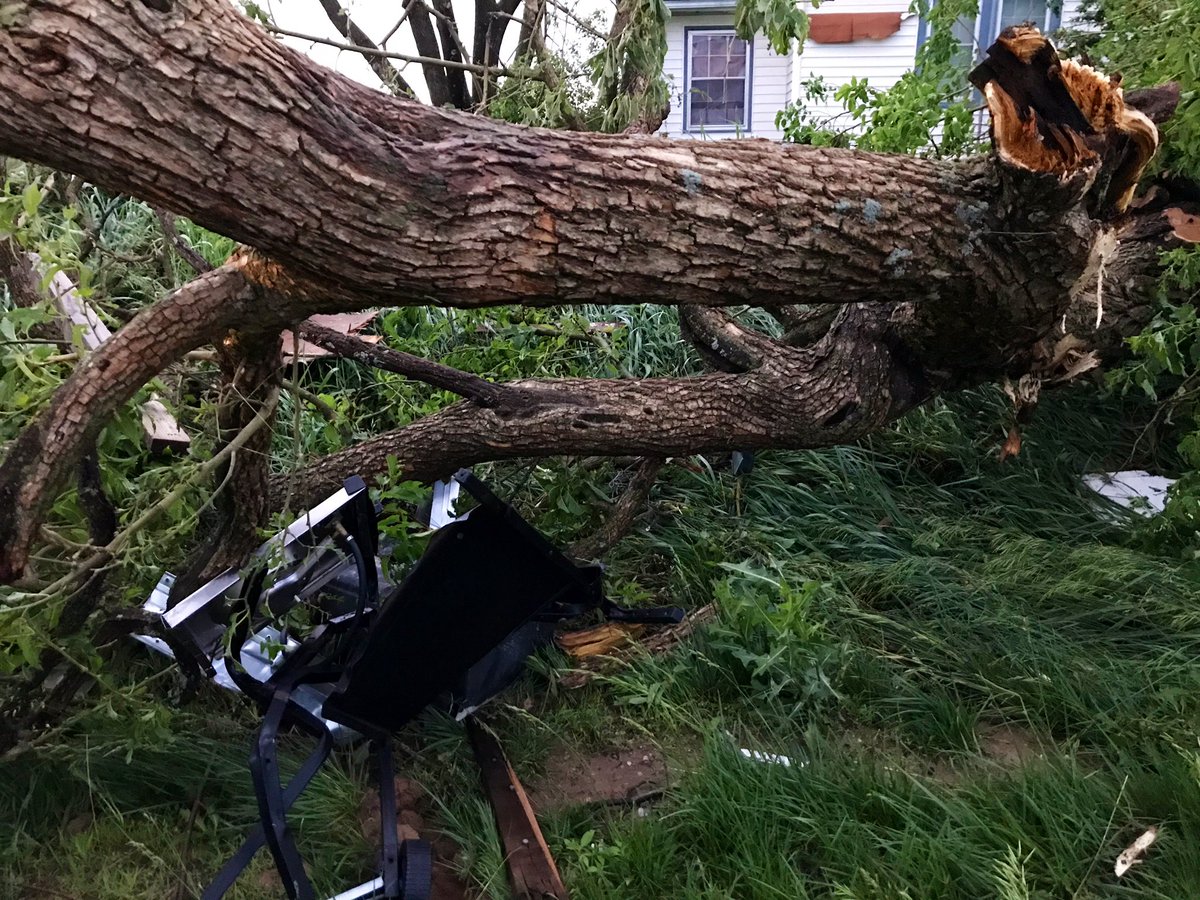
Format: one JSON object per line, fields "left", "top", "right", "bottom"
{"left": 665, "top": 0, "right": 738, "bottom": 13}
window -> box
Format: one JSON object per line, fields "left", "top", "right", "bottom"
{"left": 919, "top": 0, "right": 1061, "bottom": 64}
{"left": 685, "top": 30, "right": 751, "bottom": 132}
{"left": 994, "top": 0, "right": 1055, "bottom": 35}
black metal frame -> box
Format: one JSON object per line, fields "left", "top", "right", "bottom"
{"left": 141, "top": 469, "right": 683, "bottom": 900}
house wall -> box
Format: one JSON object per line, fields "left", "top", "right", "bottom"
{"left": 794, "top": 0, "right": 920, "bottom": 129}
{"left": 661, "top": 13, "right": 793, "bottom": 140}
{"left": 661, "top": 0, "right": 1087, "bottom": 142}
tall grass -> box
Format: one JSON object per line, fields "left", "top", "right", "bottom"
{"left": 5, "top": 297, "right": 1200, "bottom": 898}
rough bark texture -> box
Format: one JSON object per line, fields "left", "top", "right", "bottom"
{"left": 0, "top": 4, "right": 1178, "bottom": 585}
{"left": 168, "top": 330, "right": 282, "bottom": 603}
{"left": 272, "top": 304, "right": 932, "bottom": 506}
{"left": 1, "top": 0, "right": 1091, "bottom": 314}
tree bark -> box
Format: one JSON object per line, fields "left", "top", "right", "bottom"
{"left": 405, "top": 0, "right": 458, "bottom": 107}
{"left": 168, "top": 329, "right": 282, "bottom": 602}
{"left": 0, "top": 0, "right": 1093, "bottom": 313}
{"left": 0, "top": 6, "right": 1180, "bottom": 584}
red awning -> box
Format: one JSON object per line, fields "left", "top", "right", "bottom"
{"left": 807, "top": 12, "right": 903, "bottom": 44}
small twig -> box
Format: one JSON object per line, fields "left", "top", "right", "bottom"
{"left": 280, "top": 377, "right": 339, "bottom": 422}
{"left": 154, "top": 207, "right": 214, "bottom": 274}
{"left": 543, "top": 0, "right": 608, "bottom": 40}
{"left": 570, "top": 457, "right": 664, "bottom": 559}
{"left": 297, "top": 320, "right": 517, "bottom": 408}
{"left": 380, "top": 3, "right": 416, "bottom": 47}
{"left": 315, "top": 0, "right": 417, "bottom": 96}
{"left": 171, "top": 757, "right": 215, "bottom": 900}
{"left": 27, "top": 388, "right": 280, "bottom": 601}
{"left": 262, "top": 24, "right": 514, "bottom": 76}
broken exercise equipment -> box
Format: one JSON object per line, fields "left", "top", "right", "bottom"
{"left": 136, "top": 469, "right": 682, "bottom": 900}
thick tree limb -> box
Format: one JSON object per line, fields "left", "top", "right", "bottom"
{"left": 405, "top": 0, "right": 458, "bottom": 107}
{"left": 678, "top": 305, "right": 783, "bottom": 372}
{"left": 428, "top": 0, "right": 472, "bottom": 108}
{"left": 173, "top": 330, "right": 282, "bottom": 596}
{"left": 0, "top": 7, "right": 1170, "bottom": 583}
{"left": 0, "top": 0, "right": 1097, "bottom": 313}
{"left": 275, "top": 306, "right": 923, "bottom": 504}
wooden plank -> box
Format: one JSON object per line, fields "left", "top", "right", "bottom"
{"left": 466, "top": 718, "right": 569, "bottom": 900}
{"left": 141, "top": 396, "right": 192, "bottom": 454}
{"left": 281, "top": 311, "right": 380, "bottom": 362}
{"left": 29, "top": 253, "right": 190, "bottom": 454}
{"left": 43, "top": 264, "right": 112, "bottom": 350}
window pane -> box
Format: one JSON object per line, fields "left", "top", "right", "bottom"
{"left": 952, "top": 14, "right": 977, "bottom": 64}
{"left": 686, "top": 34, "right": 749, "bottom": 129}
{"left": 724, "top": 79, "right": 745, "bottom": 126}
{"left": 996, "top": 0, "right": 1046, "bottom": 33}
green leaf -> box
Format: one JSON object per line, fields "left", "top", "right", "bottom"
{"left": 21, "top": 183, "right": 40, "bottom": 219}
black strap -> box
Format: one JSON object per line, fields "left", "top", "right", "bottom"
{"left": 376, "top": 738, "right": 401, "bottom": 897}
{"left": 200, "top": 708, "right": 332, "bottom": 900}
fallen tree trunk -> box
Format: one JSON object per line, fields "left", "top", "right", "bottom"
{"left": 2, "top": 0, "right": 1095, "bottom": 311}
{"left": 0, "top": 4, "right": 1186, "bottom": 584}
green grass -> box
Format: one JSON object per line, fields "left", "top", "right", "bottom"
{"left": 5, "top": 311, "right": 1200, "bottom": 898}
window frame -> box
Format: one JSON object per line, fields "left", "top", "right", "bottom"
{"left": 682, "top": 26, "right": 754, "bottom": 134}
{"left": 915, "top": 0, "right": 1062, "bottom": 60}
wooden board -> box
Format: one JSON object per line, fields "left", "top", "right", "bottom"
{"left": 466, "top": 718, "right": 569, "bottom": 900}
{"left": 30, "top": 253, "right": 190, "bottom": 454}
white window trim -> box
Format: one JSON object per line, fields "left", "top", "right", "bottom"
{"left": 683, "top": 27, "right": 753, "bottom": 134}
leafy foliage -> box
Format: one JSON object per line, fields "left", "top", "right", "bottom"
{"left": 734, "top": 0, "right": 811, "bottom": 57}
{"left": 589, "top": 0, "right": 671, "bottom": 132}
{"left": 1072, "top": 0, "right": 1200, "bottom": 555}
{"left": 776, "top": 0, "right": 983, "bottom": 156}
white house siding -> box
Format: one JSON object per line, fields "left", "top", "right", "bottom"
{"left": 661, "top": 0, "right": 1087, "bottom": 142}
{"left": 793, "top": 1, "right": 920, "bottom": 129}
{"left": 661, "top": 13, "right": 793, "bottom": 140}
{"left": 1057, "top": 0, "right": 1086, "bottom": 34}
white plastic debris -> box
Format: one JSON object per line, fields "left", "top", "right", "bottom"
{"left": 1115, "top": 826, "right": 1158, "bottom": 877}
{"left": 738, "top": 748, "right": 798, "bottom": 767}
{"left": 1082, "top": 471, "right": 1175, "bottom": 518}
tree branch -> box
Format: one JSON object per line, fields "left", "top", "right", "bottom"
{"left": 31, "top": 385, "right": 280, "bottom": 601}
{"left": 404, "top": 0, "right": 458, "bottom": 106}
{"left": 428, "top": 0, "right": 472, "bottom": 107}
{"left": 296, "top": 320, "right": 517, "bottom": 407}
{"left": 273, "top": 306, "right": 919, "bottom": 505}
{"left": 570, "top": 457, "right": 664, "bottom": 559}
{"left": 0, "top": 1, "right": 1107, "bottom": 313}
{"left": 263, "top": 23, "right": 509, "bottom": 77}
{"left": 314, "top": 0, "right": 417, "bottom": 97}
{"left": 154, "top": 208, "right": 214, "bottom": 274}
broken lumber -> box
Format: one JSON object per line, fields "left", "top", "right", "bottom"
{"left": 466, "top": 718, "right": 568, "bottom": 900}
{"left": 28, "top": 253, "right": 191, "bottom": 455}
